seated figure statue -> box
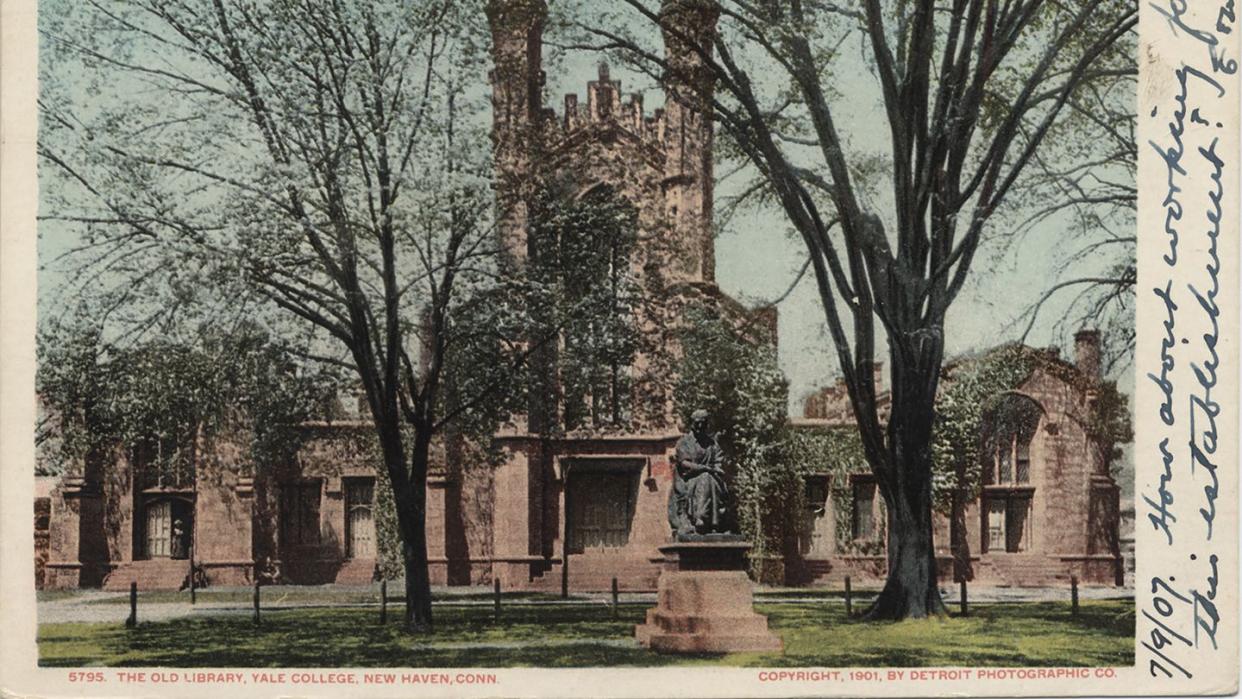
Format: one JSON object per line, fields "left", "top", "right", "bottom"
{"left": 668, "top": 409, "right": 733, "bottom": 539}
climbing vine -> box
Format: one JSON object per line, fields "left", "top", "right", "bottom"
{"left": 374, "top": 459, "right": 404, "bottom": 580}
{"left": 674, "top": 329, "right": 1134, "bottom": 580}
{"left": 36, "top": 318, "right": 338, "bottom": 479}
{"left": 930, "top": 345, "right": 1038, "bottom": 512}
{"left": 675, "top": 330, "right": 1132, "bottom": 576}
{"left": 673, "top": 307, "right": 790, "bottom": 580}
{"left": 930, "top": 344, "right": 1133, "bottom": 512}
{"left": 774, "top": 425, "right": 886, "bottom": 556}
{"left": 1084, "top": 381, "right": 1134, "bottom": 478}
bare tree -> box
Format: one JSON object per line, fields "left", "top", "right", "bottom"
{"left": 577, "top": 0, "right": 1136, "bottom": 618}
{"left": 1005, "top": 54, "right": 1137, "bottom": 372}
{"left": 39, "top": 0, "right": 511, "bottom": 631}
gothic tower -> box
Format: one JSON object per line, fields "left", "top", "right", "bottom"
{"left": 485, "top": 0, "right": 732, "bottom": 435}
{"left": 486, "top": 0, "right": 547, "bottom": 269}
{"left": 486, "top": 0, "right": 721, "bottom": 286}
{"left": 659, "top": 0, "right": 719, "bottom": 284}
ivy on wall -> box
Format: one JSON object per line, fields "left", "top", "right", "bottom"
{"left": 673, "top": 307, "right": 790, "bottom": 579}
{"left": 676, "top": 321, "right": 1134, "bottom": 579}
{"left": 930, "top": 345, "right": 1039, "bottom": 512}
{"left": 374, "top": 463, "right": 404, "bottom": 580}
{"left": 930, "top": 344, "right": 1133, "bottom": 512}
{"left": 772, "top": 425, "right": 885, "bottom": 558}
{"left": 36, "top": 319, "right": 339, "bottom": 479}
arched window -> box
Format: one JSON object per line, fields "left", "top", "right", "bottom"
{"left": 554, "top": 185, "right": 639, "bottom": 430}
{"left": 133, "top": 433, "right": 196, "bottom": 491}
{"left": 983, "top": 394, "right": 1041, "bottom": 486}
{"left": 980, "top": 394, "right": 1042, "bottom": 553}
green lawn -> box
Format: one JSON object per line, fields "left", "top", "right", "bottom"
{"left": 39, "top": 599, "right": 1133, "bottom": 668}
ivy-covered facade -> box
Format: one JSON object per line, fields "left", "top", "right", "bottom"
{"left": 794, "top": 331, "right": 1127, "bottom": 588}
{"left": 40, "top": 0, "right": 760, "bottom": 593}
{"left": 37, "top": 332, "right": 1126, "bottom": 592}
{"left": 37, "top": 0, "right": 1124, "bottom": 593}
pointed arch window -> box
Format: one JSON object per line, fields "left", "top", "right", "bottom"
{"left": 550, "top": 184, "right": 639, "bottom": 430}
{"left": 981, "top": 394, "right": 1041, "bottom": 553}
{"left": 984, "top": 394, "right": 1041, "bottom": 486}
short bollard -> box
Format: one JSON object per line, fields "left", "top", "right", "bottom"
{"left": 959, "top": 579, "right": 968, "bottom": 617}
{"left": 379, "top": 579, "right": 388, "bottom": 625}
{"left": 253, "top": 581, "right": 261, "bottom": 627}
{"left": 844, "top": 576, "right": 852, "bottom": 617}
{"left": 1071, "top": 576, "right": 1079, "bottom": 616}
{"left": 125, "top": 582, "right": 137, "bottom": 628}
{"left": 611, "top": 577, "right": 619, "bottom": 619}
{"left": 493, "top": 578, "right": 501, "bottom": 623}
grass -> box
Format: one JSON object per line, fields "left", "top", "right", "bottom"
{"left": 36, "top": 590, "right": 92, "bottom": 602}
{"left": 753, "top": 588, "right": 863, "bottom": 598}
{"left": 38, "top": 599, "right": 1133, "bottom": 668}
{"left": 744, "top": 600, "right": 1134, "bottom": 667}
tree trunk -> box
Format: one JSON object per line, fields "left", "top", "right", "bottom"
{"left": 865, "top": 349, "right": 948, "bottom": 620}
{"left": 402, "top": 535, "right": 433, "bottom": 632}
{"left": 866, "top": 475, "right": 947, "bottom": 619}
{"left": 397, "top": 434, "right": 434, "bottom": 632}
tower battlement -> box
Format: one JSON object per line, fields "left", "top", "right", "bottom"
{"left": 542, "top": 63, "right": 668, "bottom": 155}
{"left": 488, "top": 0, "right": 718, "bottom": 283}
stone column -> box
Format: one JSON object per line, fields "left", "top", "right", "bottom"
{"left": 491, "top": 446, "right": 534, "bottom": 587}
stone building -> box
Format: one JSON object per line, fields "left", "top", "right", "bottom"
{"left": 791, "top": 331, "right": 1125, "bottom": 588}
{"left": 39, "top": 415, "right": 405, "bottom": 591}
{"left": 423, "top": 0, "right": 768, "bottom": 592}
{"left": 42, "top": 0, "right": 761, "bottom": 593}
{"left": 37, "top": 0, "right": 1122, "bottom": 592}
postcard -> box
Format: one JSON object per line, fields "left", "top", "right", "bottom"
{"left": 1, "top": 0, "right": 1237, "bottom": 696}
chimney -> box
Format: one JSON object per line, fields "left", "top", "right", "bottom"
{"left": 1074, "top": 329, "right": 1101, "bottom": 381}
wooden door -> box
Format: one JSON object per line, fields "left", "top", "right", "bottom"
{"left": 1005, "top": 496, "right": 1031, "bottom": 552}
{"left": 568, "top": 472, "right": 633, "bottom": 551}
{"left": 986, "top": 499, "right": 1006, "bottom": 552}
{"left": 145, "top": 500, "right": 171, "bottom": 558}
{"left": 801, "top": 478, "right": 833, "bottom": 557}
{"left": 346, "top": 480, "right": 376, "bottom": 559}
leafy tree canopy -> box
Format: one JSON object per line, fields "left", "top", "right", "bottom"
{"left": 36, "top": 318, "right": 340, "bottom": 477}
{"left": 675, "top": 314, "right": 1133, "bottom": 575}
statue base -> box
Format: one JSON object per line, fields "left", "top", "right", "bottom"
{"left": 634, "top": 542, "right": 782, "bottom": 654}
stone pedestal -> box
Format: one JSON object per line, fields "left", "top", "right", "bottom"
{"left": 635, "top": 542, "right": 782, "bottom": 654}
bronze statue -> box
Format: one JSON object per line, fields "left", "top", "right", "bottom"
{"left": 668, "top": 409, "right": 732, "bottom": 538}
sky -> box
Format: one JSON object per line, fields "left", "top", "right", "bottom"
{"left": 546, "top": 46, "right": 1135, "bottom": 412}
{"left": 36, "top": 2, "right": 1136, "bottom": 451}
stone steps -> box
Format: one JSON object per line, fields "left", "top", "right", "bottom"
{"left": 974, "top": 555, "right": 1067, "bottom": 586}
{"left": 334, "top": 558, "right": 378, "bottom": 585}
{"left": 102, "top": 559, "right": 195, "bottom": 591}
